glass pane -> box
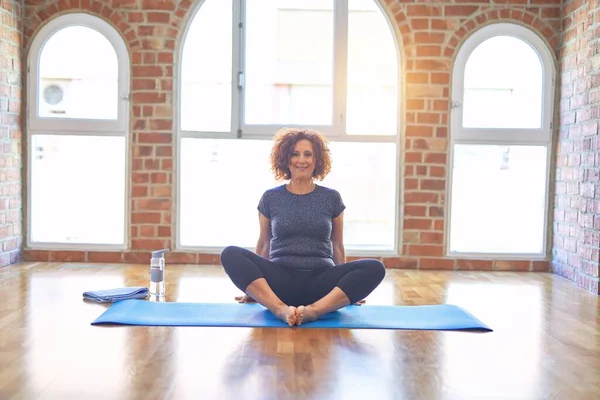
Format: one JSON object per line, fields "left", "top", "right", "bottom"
{"left": 181, "top": 0, "right": 232, "bottom": 132}
{"left": 449, "top": 144, "right": 547, "bottom": 254}
{"left": 463, "top": 36, "right": 543, "bottom": 129}
{"left": 39, "top": 26, "right": 118, "bottom": 120}
{"left": 244, "top": 0, "right": 334, "bottom": 125}
{"left": 180, "top": 138, "right": 276, "bottom": 248}
{"left": 347, "top": 0, "right": 398, "bottom": 135}
{"left": 322, "top": 142, "right": 397, "bottom": 250}
{"left": 30, "top": 135, "right": 126, "bottom": 245}
{"left": 179, "top": 138, "right": 397, "bottom": 251}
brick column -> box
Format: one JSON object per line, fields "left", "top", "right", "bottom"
{"left": 553, "top": 0, "right": 600, "bottom": 294}
{"left": 0, "top": 0, "right": 22, "bottom": 267}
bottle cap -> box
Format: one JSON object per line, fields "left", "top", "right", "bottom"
{"left": 151, "top": 249, "right": 169, "bottom": 259}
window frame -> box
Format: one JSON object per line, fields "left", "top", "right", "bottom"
{"left": 237, "top": 0, "right": 349, "bottom": 138}
{"left": 27, "top": 13, "right": 131, "bottom": 134}
{"left": 175, "top": 0, "right": 403, "bottom": 256}
{"left": 177, "top": 0, "right": 400, "bottom": 143}
{"left": 25, "top": 13, "right": 131, "bottom": 250}
{"left": 447, "top": 22, "right": 556, "bottom": 259}
{"left": 450, "top": 23, "right": 555, "bottom": 144}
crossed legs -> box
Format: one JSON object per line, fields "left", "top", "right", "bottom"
{"left": 296, "top": 287, "right": 351, "bottom": 325}
{"left": 220, "top": 246, "right": 298, "bottom": 325}
{"left": 244, "top": 278, "right": 297, "bottom": 326}
{"left": 220, "top": 245, "right": 386, "bottom": 326}
{"left": 295, "top": 258, "right": 386, "bottom": 325}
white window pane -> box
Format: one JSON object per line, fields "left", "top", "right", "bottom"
{"left": 322, "top": 142, "right": 397, "bottom": 251}
{"left": 179, "top": 138, "right": 397, "bottom": 251}
{"left": 346, "top": 0, "right": 398, "bottom": 136}
{"left": 449, "top": 144, "right": 547, "bottom": 254}
{"left": 39, "top": 26, "right": 118, "bottom": 120}
{"left": 30, "top": 135, "right": 126, "bottom": 245}
{"left": 462, "top": 36, "right": 543, "bottom": 129}
{"left": 181, "top": 0, "right": 232, "bottom": 132}
{"left": 179, "top": 138, "right": 276, "bottom": 248}
{"left": 244, "top": 0, "right": 334, "bottom": 125}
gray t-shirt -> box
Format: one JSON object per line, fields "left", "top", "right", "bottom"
{"left": 257, "top": 184, "right": 346, "bottom": 270}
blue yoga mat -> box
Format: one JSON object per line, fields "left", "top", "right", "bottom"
{"left": 91, "top": 299, "right": 492, "bottom": 331}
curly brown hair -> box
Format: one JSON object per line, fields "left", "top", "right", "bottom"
{"left": 269, "top": 128, "right": 332, "bottom": 181}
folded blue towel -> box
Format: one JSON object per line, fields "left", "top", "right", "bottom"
{"left": 83, "top": 287, "right": 149, "bottom": 303}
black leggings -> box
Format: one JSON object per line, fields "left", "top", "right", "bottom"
{"left": 220, "top": 245, "right": 385, "bottom": 307}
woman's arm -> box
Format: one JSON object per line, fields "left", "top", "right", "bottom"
{"left": 331, "top": 212, "right": 346, "bottom": 265}
{"left": 256, "top": 211, "right": 272, "bottom": 259}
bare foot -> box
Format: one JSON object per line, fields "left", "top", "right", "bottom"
{"left": 295, "top": 305, "right": 319, "bottom": 326}
{"left": 274, "top": 305, "right": 297, "bottom": 326}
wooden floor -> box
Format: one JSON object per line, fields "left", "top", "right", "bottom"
{"left": 1, "top": 262, "right": 599, "bottom": 400}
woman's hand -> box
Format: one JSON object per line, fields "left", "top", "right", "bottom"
{"left": 235, "top": 294, "right": 256, "bottom": 303}
{"left": 355, "top": 299, "right": 366, "bottom": 306}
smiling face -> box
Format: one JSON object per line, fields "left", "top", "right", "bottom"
{"left": 288, "top": 139, "right": 316, "bottom": 180}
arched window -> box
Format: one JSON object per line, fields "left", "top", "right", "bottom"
{"left": 178, "top": 0, "right": 400, "bottom": 252}
{"left": 26, "top": 14, "right": 130, "bottom": 248}
{"left": 448, "top": 23, "right": 555, "bottom": 257}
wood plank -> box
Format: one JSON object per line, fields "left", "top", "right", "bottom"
{"left": 0, "top": 262, "right": 598, "bottom": 399}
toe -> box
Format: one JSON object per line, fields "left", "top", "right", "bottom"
{"left": 296, "top": 306, "right": 305, "bottom": 325}
{"left": 288, "top": 307, "right": 296, "bottom": 326}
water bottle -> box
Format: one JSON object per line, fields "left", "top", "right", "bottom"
{"left": 150, "top": 249, "right": 169, "bottom": 297}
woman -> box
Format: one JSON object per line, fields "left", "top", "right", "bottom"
{"left": 220, "top": 128, "right": 385, "bottom": 326}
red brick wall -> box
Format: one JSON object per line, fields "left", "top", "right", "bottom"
{"left": 21, "top": 0, "right": 561, "bottom": 272}
{"left": 553, "top": 0, "right": 600, "bottom": 294}
{"left": 0, "top": 0, "right": 22, "bottom": 268}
